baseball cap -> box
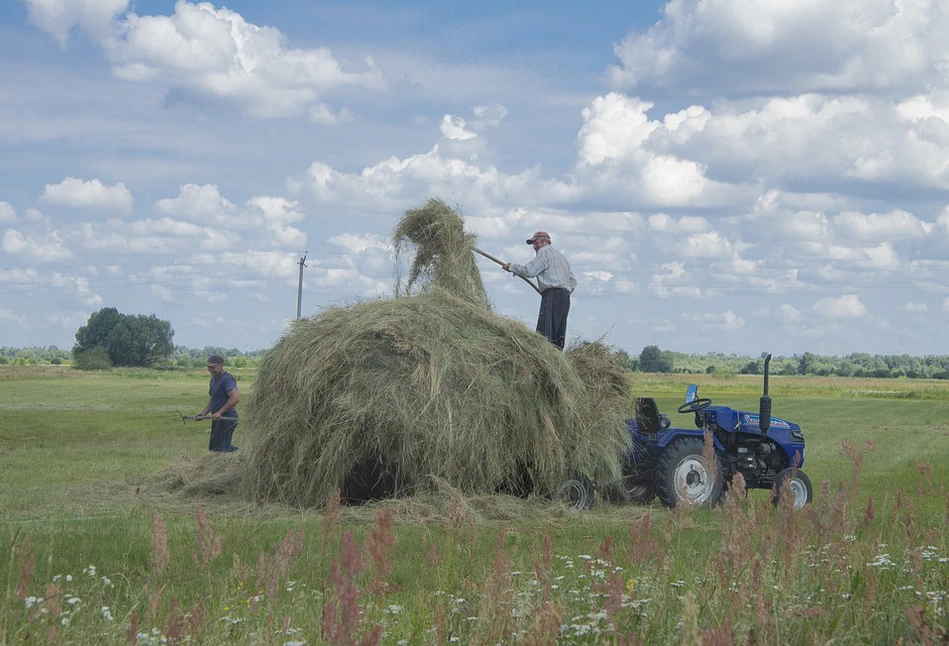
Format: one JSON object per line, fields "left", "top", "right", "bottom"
{"left": 526, "top": 231, "right": 551, "bottom": 244}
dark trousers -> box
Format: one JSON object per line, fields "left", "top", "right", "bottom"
{"left": 209, "top": 418, "right": 238, "bottom": 452}
{"left": 536, "top": 287, "right": 570, "bottom": 350}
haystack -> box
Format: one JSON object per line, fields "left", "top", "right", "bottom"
{"left": 244, "top": 199, "right": 631, "bottom": 507}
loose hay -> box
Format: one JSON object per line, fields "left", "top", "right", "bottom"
{"left": 165, "top": 198, "right": 632, "bottom": 508}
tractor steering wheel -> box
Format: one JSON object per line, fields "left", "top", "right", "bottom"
{"left": 677, "top": 398, "right": 713, "bottom": 414}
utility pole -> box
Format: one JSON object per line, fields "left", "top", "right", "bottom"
{"left": 296, "top": 251, "right": 307, "bottom": 319}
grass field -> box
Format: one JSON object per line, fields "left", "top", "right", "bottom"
{"left": 1, "top": 367, "right": 948, "bottom": 644}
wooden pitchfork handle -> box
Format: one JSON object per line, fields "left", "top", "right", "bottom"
{"left": 474, "top": 248, "right": 542, "bottom": 295}
{"left": 178, "top": 411, "right": 204, "bottom": 424}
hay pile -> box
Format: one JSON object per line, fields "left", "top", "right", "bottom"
{"left": 242, "top": 198, "right": 631, "bottom": 507}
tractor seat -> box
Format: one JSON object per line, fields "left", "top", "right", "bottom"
{"left": 635, "top": 397, "right": 670, "bottom": 435}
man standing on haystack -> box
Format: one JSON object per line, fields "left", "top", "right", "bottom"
{"left": 503, "top": 231, "right": 577, "bottom": 350}
{"left": 195, "top": 354, "right": 240, "bottom": 452}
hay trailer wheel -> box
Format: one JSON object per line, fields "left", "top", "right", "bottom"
{"left": 772, "top": 468, "right": 813, "bottom": 510}
{"left": 558, "top": 472, "right": 595, "bottom": 510}
{"left": 655, "top": 438, "right": 724, "bottom": 508}
{"left": 603, "top": 478, "right": 655, "bottom": 505}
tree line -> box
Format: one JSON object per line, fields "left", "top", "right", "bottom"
{"left": 614, "top": 345, "right": 949, "bottom": 379}
{"left": 3, "top": 309, "right": 948, "bottom": 379}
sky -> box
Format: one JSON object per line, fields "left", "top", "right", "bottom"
{"left": 1, "top": 0, "right": 948, "bottom": 357}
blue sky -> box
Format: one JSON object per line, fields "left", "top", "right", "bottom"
{"left": 2, "top": 0, "right": 948, "bottom": 356}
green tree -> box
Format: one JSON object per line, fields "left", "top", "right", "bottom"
{"left": 639, "top": 345, "right": 674, "bottom": 373}
{"left": 73, "top": 308, "right": 174, "bottom": 368}
{"left": 106, "top": 314, "right": 175, "bottom": 367}
{"left": 74, "top": 307, "right": 122, "bottom": 355}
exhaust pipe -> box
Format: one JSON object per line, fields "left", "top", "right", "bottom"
{"left": 759, "top": 353, "right": 772, "bottom": 435}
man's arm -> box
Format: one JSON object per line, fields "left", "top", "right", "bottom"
{"left": 196, "top": 398, "right": 212, "bottom": 420}
{"left": 508, "top": 246, "right": 550, "bottom": 278}
{"left": 212, "top": 388, "right": 239, "bottom": 421}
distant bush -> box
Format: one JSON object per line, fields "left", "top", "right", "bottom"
{"left": 73, "top": 346, "right": 113, "bottom": 371}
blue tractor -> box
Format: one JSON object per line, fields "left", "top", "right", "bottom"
{"left": 607, "top": 353, "right": 813, "bottom": 509}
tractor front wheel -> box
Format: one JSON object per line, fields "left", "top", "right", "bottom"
{"left": 772, "top": 468, "right": 813, "bottom": 509}
{"left": 655, "top": 438, "right": 724, "bottom": 508}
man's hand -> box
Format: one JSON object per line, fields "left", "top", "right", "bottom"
{"left": 212, "top": 411, "right": 223, "bottom": 422}
{"left": 502, "top": 262, "right": 512, "bottom": 272}
{"left": 194, "top": 413, "right": 207, "bottom": 421}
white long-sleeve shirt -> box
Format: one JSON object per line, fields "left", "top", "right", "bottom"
{"left": 510, "top": 245, "right": 577, "bottom": 293}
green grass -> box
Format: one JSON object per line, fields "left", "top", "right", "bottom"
{"left": 2, "top": 368, "right": 949, "bottom": 644}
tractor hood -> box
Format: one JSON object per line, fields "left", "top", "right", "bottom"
{"left": 704, "top": 406, "right": 802, "bottom": 435}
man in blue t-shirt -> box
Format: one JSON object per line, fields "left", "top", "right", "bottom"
{"left": 195, "top": 354, "right": 240, "bottom": 452}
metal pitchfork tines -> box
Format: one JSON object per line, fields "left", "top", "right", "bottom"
{"left": 177, "top": 410, "right": 209, "bottom": 424}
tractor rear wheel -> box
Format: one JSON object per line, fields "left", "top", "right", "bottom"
{"left": 558, "top": 473, "right": 595, "bottom": 510}
{"left": 772, "top": 468, "right": 813, "bottom": 509}
{"left": 655, "top": 438, "right": 724, "bottom": 508}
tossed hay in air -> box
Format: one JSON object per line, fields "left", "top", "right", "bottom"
{"left": 242, "top": 198, "right": 631, "bottom": 508}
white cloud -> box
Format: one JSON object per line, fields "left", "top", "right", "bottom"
{"left": 834, "top": 210, "right": 933, "bottom": 241}
{"left": 574, "top": 93, "right": 738, "bottom": 207}
{"left": 25, "top": 0, "right": 129, "bottom": 46}
{"left": 27, "top": 1, "right": 383, "bottom": 117}
{"left": 472, "top": 103, "right": 508, "bottom": 128}
{"left": 609, "top": 0, "right": 949, "bottom": 95}
{"left": 0, "top": 267, "right": 41, "bottom": 285}
{"left": 290, "top": 145, "right": 560, "bottom": 214}
{"left": 440, "top": 115, "right": 477, "bottom": 141}
{"left": 0, "top": 202, "right": 16, "bottom": 223}
{"left": 0, "top": 308, "right": 28, "bottom": 325}
{"left": 649, "top": 261, "right": 703, "bottom": 298}
{"left": 680, "top": 231, "right": 732, "bottom": 259}
{"left": 309, "top": 104, "right": 355, "bottom": 125}
{"left": 778, "top": 303, "right": 801, "bottom": 322}
{"left": 778, "top": 211, "right": 829, "bottom": 241}
{"left": 943, "top": 298, "right": 949, "bottom": 313}
{"left": 905, "top": 302, "right": 927, "bottom": 312}
{"left": 328, "top": 233, "right": 390, "bottom": 255}
{"left": 42, "top": 177, "right": 133, "bottom": 212}
{"left": 1, "top": 229, "right": 72, "bottom": 261}
{"left": 150, "top": 284, "right": 174, "bottom": 302}
{"left": 648, "top": 213, "right": 708, "bottom": 234}
{"left": 155, "top": 184, "right": 236, "bottom": 225}
{"left": 860, "top": 242, "right": 900, "bottom": 270}
{"left": 684, "top": 310, "right": 745, "bottom": 331}
{"left": 814, "top": 294, "right": 867, "bottom": 319}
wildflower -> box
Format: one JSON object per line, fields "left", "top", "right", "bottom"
{"left": 101, "top": 606, "right": 114, "bottom": 621}
{"left": 283, "top": 641, "right": 306, "bottom": 646}
{"left": 101, "top": 576, "right": 112, "bottom": 587}
{"left": 670, "top": 580, "right": 686, "bottom": 588}
{"left": 625, "top": 579, "right": 636, "bottom": 594}
{"left": 387, "top": 605, "right": 403, "bottom": 615}
{"left": 24, "top": 596, "right": 42, "bottom": 609}
{"left": 867, "top": 554, "right": 895, "bottom": 569}
{"left": 844, "top": 535, "right": 856, "bottom": 542}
